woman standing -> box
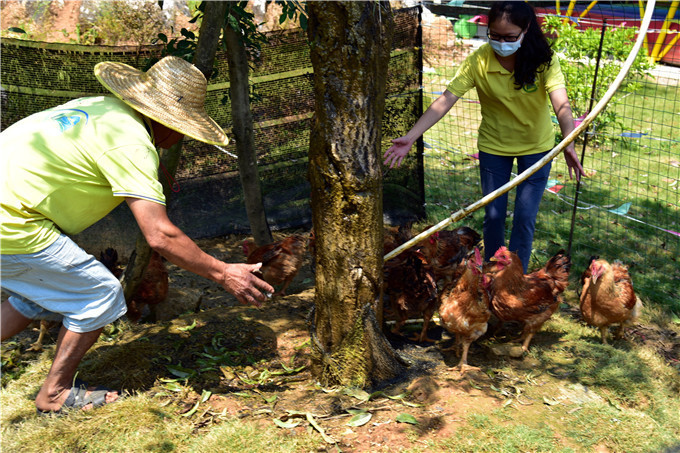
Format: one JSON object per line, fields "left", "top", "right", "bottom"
{"left": 384, "top": 1, "right": 584, "bottom": 272}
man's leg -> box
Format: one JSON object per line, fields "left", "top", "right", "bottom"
{"left": 1, "top": 300, "right": 34, "bottom": 341}
{"left": 35, "top": 326, "right": 119, "bottom": 412}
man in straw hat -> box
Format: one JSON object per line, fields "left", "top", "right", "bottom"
{"left": 0, "top": 56, "right": 274, "bottom": 415}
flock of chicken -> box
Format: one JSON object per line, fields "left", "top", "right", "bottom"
{"left": 25, "top": 228, "right": 637, "bottom": 371}
{"left": 232, "top": 225, "right": 641, "bottom": 374}
{"left": 382, "top": 224, "right": 642, "bottom": 373}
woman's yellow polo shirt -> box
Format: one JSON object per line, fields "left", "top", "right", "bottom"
{"left": 446, "top": 44, "right": 566, "bottom": 156}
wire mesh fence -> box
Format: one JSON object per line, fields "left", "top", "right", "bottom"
{"left": 418, "top": 1, "right": 679, "bottom": 311}
{"left": 1, "top": 7, "right": 424, "bottom": 257}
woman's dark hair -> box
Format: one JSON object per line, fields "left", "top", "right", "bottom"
{"left": 488, "top": 1, "right": 553, "bottom": 89}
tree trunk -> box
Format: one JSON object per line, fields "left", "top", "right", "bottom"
{"left": 224, "top": 23, "right": 273, "bottom": 245}
{"left": 307, "top": 1, "right": 406, "bottom": 388}
{"left": 123, "top": 1, "right": 229, "bottom": 302}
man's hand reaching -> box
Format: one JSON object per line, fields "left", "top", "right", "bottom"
{"left": 221, "top": 263, "right": 274, "bottom": 308}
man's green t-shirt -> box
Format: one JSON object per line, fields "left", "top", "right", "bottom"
{"left": 1, "top": 96, "right": 166, "bottom": 254}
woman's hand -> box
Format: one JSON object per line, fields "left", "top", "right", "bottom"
{"left": 383, "top": 136, "right": 414, "bottom": 168}
{"left": 563, "top": 145, "right": 585, "bottom": 181}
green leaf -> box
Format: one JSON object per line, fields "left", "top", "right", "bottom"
{"left": 180, "top": 28, "right": 195, "bottom": 40}
{"left": 395, "top": 413, "right": 418, "bottom": 425}
{"left": 383, "top": 392, "right": 408, "bottom": 401}
{"left": 343, "top": 387, "right": 371, "bottom": 402}
{"left": 178, "top": 319, "right": 197, "bottom": 331}
{"left": 306, "top": 413, "right": 336, "bottom": 444}
{"left": 161, "top": 381, "right": 183, "bottom": 392}
{"left": 200, "top": 390, "right": 212, "bottom": 403}
{"left": 166, "top": 364, "right": 195, "bottom": 379}
{"left": 274, "top": 418, "right": 301, "bottom": 429}
{"left": 233, "top": 392, "right": 252, "bottom": 398}
{"left": 181, "top": 400, "right": 200, "bottom": 417}
{"left": 345, "top": 408, "right": 367, "bottom": 415}
{"left": 176, "top": 40, "right": 191, "bottom": 51}
{"left": 543, "top": 396, "right": 561, "bottom": 406}
{"left": 263, "top": 395, "right": 277, "bottom": 404}
{"left": 8, "top": 27, "right": 26, "bottom": 34}
{"left": 401, "top": 400, "right": 424, "bottom": 408}
{"left": 347, "top": 412, "right": 372, "bottom": 427}
{"left": 157, "top": 33, "right": 168, "bottom": 43}
{"left": 468, "top": 380, "right": 482, "bottom": 390}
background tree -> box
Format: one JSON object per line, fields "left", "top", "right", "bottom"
{"left": 306, "top": 1, "right": 406, "bottom": 388}
{"left": 224, "top": 1, "right": 272, "bottom": 245}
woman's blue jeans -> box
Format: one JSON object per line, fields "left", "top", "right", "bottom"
{"left": 479, "top": 150, "right": 552, "bottom": 273}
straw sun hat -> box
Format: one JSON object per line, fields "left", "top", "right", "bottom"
{"left": 94, "top": 56, "right": 228, "bottom": 146}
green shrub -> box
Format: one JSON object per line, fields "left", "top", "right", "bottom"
{"left": 543, "top": 16, "right": 654, "bottom": 146}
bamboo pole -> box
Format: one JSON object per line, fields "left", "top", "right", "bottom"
{"left": 384, "top": 0, "right": 657, "bottom": 263}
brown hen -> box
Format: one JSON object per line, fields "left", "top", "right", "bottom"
{"left": 486, "top": 247, "right": 571, "bottom": 352}
{"left": 439, "top": 248, "right": 490, "bottom": 372}
{"left": 384, "top": 249, "right": 438, "bottom": 342}
{"left": 580, "top": 258, "right": 642, "bottom": 344}
{"left": 418, "top": 226, "right": 481, "bottom": 284}
{"left": 127, "top": 250, "right": 169, "bottom": 322}
{"left": 242, "top": 235, "right": 307, "bottom": 297}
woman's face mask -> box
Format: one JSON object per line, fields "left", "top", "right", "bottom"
{"left": 489, "top": 32, "right": 524, "bottom": 57}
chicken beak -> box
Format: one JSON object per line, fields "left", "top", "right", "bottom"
{"left": 489, "top": 256, "right": 498, "bottom": 262}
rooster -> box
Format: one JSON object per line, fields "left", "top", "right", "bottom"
{"left": 579, "top": 257, "right": 642, "bottom": 344}
{"left": 384, "top": 249, "right": 438, "bottom": 342}
{"left": 242, "top": 234, "right": 307, "bottom": 297}
{"left": 127, "top": 250, "right": 169, "bottom": 322}
{"left": 486, "top": 247, "right": 571, "bottom": 352}
{"left": 418, "top": 226, "right": 481, "bottom": 284}
{"left": 439, "top": 247, "right": 490, "bottom": 372}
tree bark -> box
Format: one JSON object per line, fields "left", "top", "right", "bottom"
{"left": 193, "top": 1, "right": 228, "bottom": 79}
{"left": 224, "top": 22, "right": 273, "bottom": 245}
{"left": 307, "top": 1, "right": 406, "bottom": 388}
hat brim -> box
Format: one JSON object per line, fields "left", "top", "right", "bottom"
{"left": 94, "top": 61, "right": 229, "bottom": 146}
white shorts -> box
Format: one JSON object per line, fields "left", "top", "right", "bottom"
{"left": 1, "top": 235, "right": 127, "bottom": 333}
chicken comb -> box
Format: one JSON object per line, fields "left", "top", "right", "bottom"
{"left": 494, "top": 246, "right": 509, "bottom": 256}
{"left": 474, "top": 247, "right": 482, "bottom": 265}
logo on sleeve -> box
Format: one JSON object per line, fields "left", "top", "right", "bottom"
{"left": 51, "top": 109, "right": 89, "bottom": 132}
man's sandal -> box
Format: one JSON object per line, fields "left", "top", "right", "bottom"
{"left": 36, "top": 379, "right": 122, "bottom": 416}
